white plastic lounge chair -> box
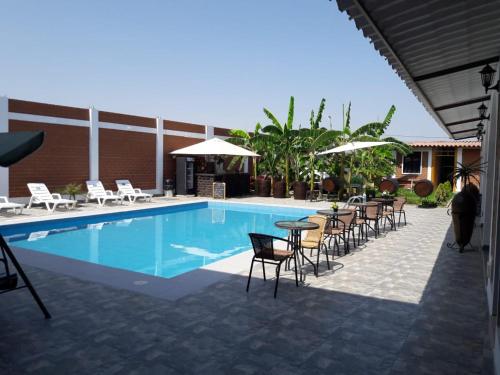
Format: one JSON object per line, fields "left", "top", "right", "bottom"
{"left": 86, "top": 180, "right": 123, "bottom": 206}
{"left": 27, "top": 183, "right": 76, "bottom": 212}
{"left": 0, "top": 196, "right": 24, "bottom": 214}
{"left": 115, "top": 180, "right": 152, "bottom": 203}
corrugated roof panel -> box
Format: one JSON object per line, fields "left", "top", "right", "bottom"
{"left": 336, "top": 0, "right": 500, "bottom": 140}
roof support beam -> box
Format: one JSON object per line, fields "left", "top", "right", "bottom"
{"left": 414, "top": 56, "right": 499, "bottom": 81}
{"left": 454, "top": 134, "right": 477, "bottom": 140}
{"left": 445, "top": 117, "right": 481, "bottom": 127}
{"left": 450, "top": 128, "right": 478, "bottom": 135}
{"left": 434, "top": 96, "right": 490, "bottom": 111}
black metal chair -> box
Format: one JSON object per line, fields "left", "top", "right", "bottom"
{"left": 247, "top": 233, "right": 295, "bottom": 298}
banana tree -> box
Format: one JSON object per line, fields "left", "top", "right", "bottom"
{"left": 227, "top": 123, "right": 263, "bottom": 181}
{"left": 262, "top": 96, "right": 296, "bottom": 196}
{"left": 299, "top": 98, "right": 342, "bottom": 192}
{"left": 334, "top": 103, "right": 409, "bottom": 194}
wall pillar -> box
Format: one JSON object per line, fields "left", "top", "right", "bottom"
{"left": 156, "top": 117, "right": 164, "bottom": 193}
{"left": 89, "top": 107, "right": 99, "bottom": 181}
{"left": 0, "top": 96, "right": 9, "bottom": 196}
{"left": 427, "top": 149, "right": 432, "bottom": 181}
{"left": 455, "top": 148, "right": 463, "bottom": 191}
{"left": 205, "top": 125, "right": 214, "bottom": 140}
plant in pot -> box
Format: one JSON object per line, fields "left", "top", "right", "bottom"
{"left": 450, "top": 160, "right": 486, "bottom": 252}
{"left": 331, "top": 201, "right": 339, "bottom": 212}
{"left": 59, "top": 183, "right": 83, "bottom": 201}
{"left": 419, "top": 198, "right": 437, "bottom": 208}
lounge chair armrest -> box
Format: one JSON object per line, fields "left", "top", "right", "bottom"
{"left": 134, "top": 188, "right": 142, "bottom": 194}
{"left": 0, "top": 196, "right": 8, "bottom": 203}
{"left": 105, "top": 190, "right": 114, "bottom": 196}
{"left": 52, "top": 193, "right": 62, "bottom": 199}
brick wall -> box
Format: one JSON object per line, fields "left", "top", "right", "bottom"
{"left": 395, "top": 150, "right": 429, "bottom": 187}
{"left": 9, "top": 99, "right": 89, "bottom": 120}
{"left": 196, "top": 174, "right": 215, "bottom": 197}
{"left": 3, "top": 97, "right": 219, "bottom": 197}
{"left": 462, "top": 148, "right": 481, "bottom": 186}
{"left": 8, "top": 120, "right": 89, "bottom": 197}
{"left": 99, "top": 111, "right": 156, "bottom": 128}
{"left": 99, "top": 128, "right": 156, "bottom": 190}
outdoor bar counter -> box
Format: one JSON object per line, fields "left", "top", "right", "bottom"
{"left": 196, "top": 173, "right": 250, "bottom": 197}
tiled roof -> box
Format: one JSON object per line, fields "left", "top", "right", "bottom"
{"left": 409, "top": 140, "right": 481, "bottom": 148}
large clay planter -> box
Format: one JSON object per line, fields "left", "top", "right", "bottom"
{"left": 379, "top": 178, "right": 399, "bottom": 194}
{"left": 451, "top": 191, "right": 476, "bottom": 252}
{"left": 413, "top": 179, "right": 434, "bottom": 198}
{"left": 293, "top": 181, "right": 307, "bottom": 200}
{"left": 256, "top": 177, "right": 271, "bottom": 197}
{"left": 273, "top": 180, "right": 286, "bottom": 198}
{"left": 322, "top": 178, "right": 336, "bottom": 194}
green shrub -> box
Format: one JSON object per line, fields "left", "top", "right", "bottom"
{"left": 434, "top": 181, "right": 452, "bottom": 205}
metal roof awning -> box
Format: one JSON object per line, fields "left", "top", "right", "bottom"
{"left": 336, "top": 0, "right": 500, "bottom": 140}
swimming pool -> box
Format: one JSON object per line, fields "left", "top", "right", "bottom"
{"left": 1, "top": 202, "right": 314, "bottom": 279}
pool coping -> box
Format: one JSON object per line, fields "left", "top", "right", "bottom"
{"left": 6, "top": 199, "right": 315, "bottom": 300}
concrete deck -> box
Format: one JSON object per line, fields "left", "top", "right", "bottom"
{"left": 0, "top": 198, "right": 492, "bottom": 374}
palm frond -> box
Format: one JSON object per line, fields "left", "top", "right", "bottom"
{"left": 286, "top": 96, "right": 294, "bottom": 130}
{"left": 263, "top": 108, "right": 283, "bottom": 131}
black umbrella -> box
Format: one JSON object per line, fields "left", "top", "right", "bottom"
{"left": 0, "top": 130, "right": 50, "bottom": 319}
{"left": 0, "top": 131, "right": 44, "bottom": 167}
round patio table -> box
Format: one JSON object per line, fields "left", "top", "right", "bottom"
{"left": 275, "top": 220, "right": 319, "bottom": 284}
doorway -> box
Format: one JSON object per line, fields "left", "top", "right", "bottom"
{"left": 435, "top": 149, "right": 455, "bottom": 186}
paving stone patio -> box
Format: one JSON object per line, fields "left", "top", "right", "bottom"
{"left": 0, "top": 204, "right": 492, "bottom": 374}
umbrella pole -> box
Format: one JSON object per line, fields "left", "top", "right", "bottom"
{"left": 0, "top": 235, "right": 51, "bottom": 319}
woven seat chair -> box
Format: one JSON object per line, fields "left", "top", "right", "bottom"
{"left": 390, "top": 197, "right": 407, "bottom": 226}
{"left": 364, "top": 202, "right": 382, "bottom": 238}
{"left": 300, "top": 215, "right": 329, "bottom": 274}
{"left": 247, "top": 233, "right": 295, "bottom": 298}
{"left": 338, "top": 208, "right": 357, "bottom": 253}
{"left": 381, "top": 202, "right": 396, "bottom": 231}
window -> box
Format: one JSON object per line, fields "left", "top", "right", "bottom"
{"left": 402, "top": 152, "right": 422, "bottom": 174}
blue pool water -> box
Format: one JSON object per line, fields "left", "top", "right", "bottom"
{"left": 1, "top": 202, "right": 314, "bottom": 278}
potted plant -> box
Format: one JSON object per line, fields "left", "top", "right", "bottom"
{"left": 59, "top": 183, "right": 83, "bottom": 202}
{"left": 273, "top": 178, "right": 286, "bottom": 198}
{"left": 450, "top": 161, "right": 485, "bottom": 252}
{"left": 256, "top": 175, "right": 271, "bottom": 197}
{"left": 331, "top": 201, "right": 339, "bottom": 212}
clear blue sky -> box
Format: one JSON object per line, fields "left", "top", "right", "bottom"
{"left": 0, "top": 0, "right": 448, "bottom": 140}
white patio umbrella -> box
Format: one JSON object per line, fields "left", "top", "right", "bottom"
{"left": 317, "top": 141, "right": 390, "bottom": 155}
{"left": 170, "top": 137, "right": 259, "bottom": 157}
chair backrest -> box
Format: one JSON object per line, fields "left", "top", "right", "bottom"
{"left": 116, "top": 180, "right": 135, "bottom": 195}
{"left": 249, "top": 233, "right": 278, "bottom": 260}
{"left": 304, "top": 215, "right": 328, "bottom": 244}
{"left": 365, "top": 202, "right": 381, "bottom": 219}
{"left": 393, "top": 197, "right": 406, "bottom": 211}
{"left": 86, "top": 180, "right": 106, "bottom": 197}
{"left": 339, "top": 209, "right": 356, "bottom": 228}
{"left": 27, "top": 183, "right": 53, "bottom": 202}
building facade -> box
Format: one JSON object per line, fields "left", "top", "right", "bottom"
{"left": 395, "top": 140, "right": 481, "bottom": 191}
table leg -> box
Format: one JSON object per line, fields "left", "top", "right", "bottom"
{"left": 292, "top": 230, "right": 300, "bottom": 286}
